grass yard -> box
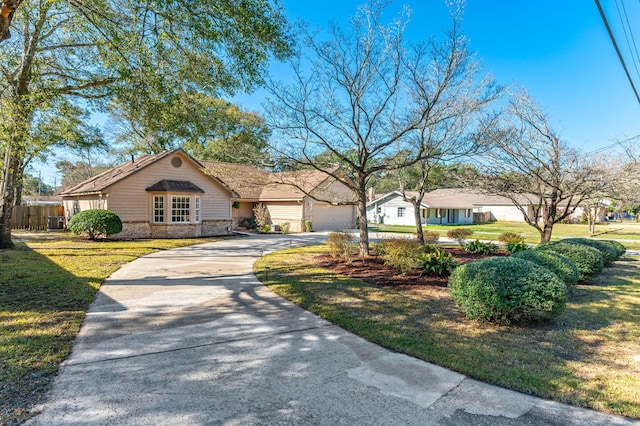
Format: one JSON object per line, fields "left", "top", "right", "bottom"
{"left": 0, "top": 233, "right": 219, "bottom": 425}
{"left": 369, "top": 221, "right": 640, "bottom": 249}
{"left": 255, "top": 245, "right": 640, "bottom": 419}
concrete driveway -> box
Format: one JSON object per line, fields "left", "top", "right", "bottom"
{"left": 29, "top": 234, "right": 636, "bottom": 425}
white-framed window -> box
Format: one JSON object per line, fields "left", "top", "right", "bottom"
{"left": 465, "top": 208, "right": 472, "bottom": 218}
{"left": 436, "top": 208, "right": 442, "bottom": 218}
{"left": 397, "top": 207, "right": 405, "bottom": 217}
{"left": 171, "top": 196, "right": 191, "bottom": 223}
{"left": 153, "top": 195, "right": 165, "bottom": 223}
{"left": 194, "top": 196, "right": 201, "bottom": 223}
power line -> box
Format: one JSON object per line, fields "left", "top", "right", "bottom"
{"left": 595, "top": 0, "right": 640, "bottom": 105}
{"left": 615, "top": 0, "right": 640, "bottom": 82}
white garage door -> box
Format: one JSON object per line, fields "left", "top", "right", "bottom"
{"left": 313, "top": 203, "right": 355, "bottom": 231}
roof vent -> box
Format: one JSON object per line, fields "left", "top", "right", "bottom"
{"left": 171, "top": 157, "right": 182, "bottom": 168}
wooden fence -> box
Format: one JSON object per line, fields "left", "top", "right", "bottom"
{"left": 473, "top": 211, "right": 492, "bottom": 224}
{"left": 11, "top": 205, "right": 65, "bottom": 230}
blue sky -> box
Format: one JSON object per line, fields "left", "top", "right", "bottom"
{"left": 235, "top": 0, "right": 640, "bottom": 151}
{"left": 36, "top": 0, "right": 640, "bottom": 186}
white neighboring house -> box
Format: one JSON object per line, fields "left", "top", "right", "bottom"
{"left": 366, "top": 191, "right": 475, "bottom": 226}
{"left": 367, "top": 188, "right": 536, "bottom": 226}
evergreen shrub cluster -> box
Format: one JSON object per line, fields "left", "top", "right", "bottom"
{"left": 449, "top": 238, "right": 626, "bottom": 325}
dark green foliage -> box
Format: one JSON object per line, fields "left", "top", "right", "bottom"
{"left": 420, "top": 245, "right": 458, "bottom": 276}
{"left": 327, "top": 231, "right": 355, "bottom": 260}
{"left": 449, "top": 257, "right": 568, "bottom": 324}
{"left": 561, "top": 238, "right": 619, "bottom": 266}
{"left": 376, "top": 238, "right": 424, "bottom": 275}
{"left": 511, "top": 249, "right": 579, "bottom": 287}
{"left": 447, "top": 228, "right": 474, "bottom": 247}
{"left": 239, "top": 217, "right": 257, "bottom": 229}
{"left": 601, "top": 240, "right": 627, "bottom": 258}
{"left": 537, "top": 242, "right": 603, "bottom": 281}
{"left": 68, "top": 210, "right": 123, "bottom": 239}
{"left": 464, "top": 239, "right": 498, "bottom": 254}
{"left": 506, "top": 241, "right": 529, "bottom": 253}
{"left": 498, "top": 232, "right": 525, "bottom": 244}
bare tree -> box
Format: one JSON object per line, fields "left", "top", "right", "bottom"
{"left": 474, "top": 90, "right": 606, "bottom": 243}
{"left": 397, "top": 30, "right": 500, "bottom": 243}
{"left": 265, "top": 0, "right": 483, "bottom": 254}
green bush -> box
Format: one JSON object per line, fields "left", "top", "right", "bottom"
{"left": 259, "top": 224, "right": 272, "bottom": 233}
{"left": 68, "top": 209, "right": 123, "bottom": 239}
{"left": 537, "top": 242, "right": 604, "bottom": 281}
{"left": 511, "top": 249, "right": 579, "bottom": 287}
{"left": 498, "top": 232, "right": 525, "bottom": 244}
{"left": 420, "top": 245, "right": 458, "bottom": 276}
{"left": 506, "top": 241, "right": 529, "bottom": 253}
{"left": 377, "top": 238, "right": 424, "bottom": 275}
{"left": 561, "top": 238, "right": 619, "bottom": 266}
{"left": 601, "top": 239, "right": 626, "bottom": 258}
{"left": 281, "top": 222, "right": 290, "bottom": 234}
{"left": 327, "top": 231, "right": 355, "bottom": 260}
{"left": 449, "top": 257, "right": 568, "bottom": 324}
{"left": 239, "top": 217, "right": 257, "bottom": 229}
{"left": 464, "top": 239, "right": 498, "bottom": 255}
{"left": 304, "top": 220, "right": 313, "bottom": 232}
{"left": 423, "top": 230, "right": 440, "bottom": 243}
{"left": 447, "top": 228, "right": 474, "bottom": 247}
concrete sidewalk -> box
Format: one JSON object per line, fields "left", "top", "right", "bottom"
{"left": 29, "top": 234, "right": 637, "bottom": 425}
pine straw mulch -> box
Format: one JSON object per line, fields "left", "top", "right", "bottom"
{"left": 315, "top": 247, "right": 509, "bottom": 290}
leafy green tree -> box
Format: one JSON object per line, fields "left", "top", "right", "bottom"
{"left": 110, "top": 93, "right": 271, "bottom": 166}
{"left": 21, "top": 172, "right": 54, "bottom": 197}
{"left": 0, "top": 0, "right": 292, "bottom": 248}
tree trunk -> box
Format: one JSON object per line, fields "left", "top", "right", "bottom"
{"left": 357, "top": 179, "right": 369, "bottom": 256}
{"left": 413, "top": 199, "right": 424, "bottom": 244}
{"left": 0, "top": 148, "right": 20, "bottom": 248}
{"left": 540, "top": 223, "right": 554, "bottom": 243}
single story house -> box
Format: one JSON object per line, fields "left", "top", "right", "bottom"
{"left": 367, "top": 188, "right": 536, "bottom": 226}
{"left": 201, "top": 162, "right": 358, "bottom": 232}
{"left": 60, "top": 149, "right": 237, "bottom": 239}
{"left": 60, "top": 149, "right": 359, "bottom": 238}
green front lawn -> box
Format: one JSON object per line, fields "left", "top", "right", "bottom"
{"left": 368, "top": 222, "right": 640, "bottom": 249}
{"left": 255, "top": 246, "right": 640, "bottom": 419}
{"left": 0, "top": 234, "right": 219, "bottom": 425}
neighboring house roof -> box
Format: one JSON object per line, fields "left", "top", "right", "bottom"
{"left": 367, "top": 188, "right": 535, "bottom": 209}
{"left": 59, "top": 149, "right": 236, "bottom": 197}
{"left": 428, "top": 188, "right": 536, "bottom": 206}
{"left": 146, "top": 180, "right": 204, "bottom": 193}
{"left": 367, "top": 191, "right": 430, "bottom": 209}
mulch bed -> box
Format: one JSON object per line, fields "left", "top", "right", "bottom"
{"left": 315, "top": 247, "right": 508, "bottom": 290}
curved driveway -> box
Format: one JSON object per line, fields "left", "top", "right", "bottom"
{"left": 30, "top": 234, "right": 635, "bottom": 425}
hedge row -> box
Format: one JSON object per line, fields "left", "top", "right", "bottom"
{"left": 449, "top": 239, "right": 626, "bottom": 325}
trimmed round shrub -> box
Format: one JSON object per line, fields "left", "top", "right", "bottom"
{"left": 449, "top": 257, "right": 567, "bottom": 324}
{"left": 376, "top": 238, "right": 424, "bottom": 275}
{"left": 536, "top": 242, "right": 603, "bottom": 281}
{"left": 601, "top": 240, "right": 627, "bottom": 258}
{"left": 511, "top": 249, "right": 579, "bottom": 287}
{"left": 447, "top": 228, "right": 474, "bottom": 247}
{"left": 422, "top": 230, "right": 440, "bottom": 243}
{"left": 68, "top": 209, "right": 123, "bottom": 239}
{"left": 327, "top": 231, "right": 355, "bottom": 259}
{"left": 498, "top": 232, "right": 525, "bottom": 244}
{"left": 561, "top": 238, "right": 618, "bottom": 266}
